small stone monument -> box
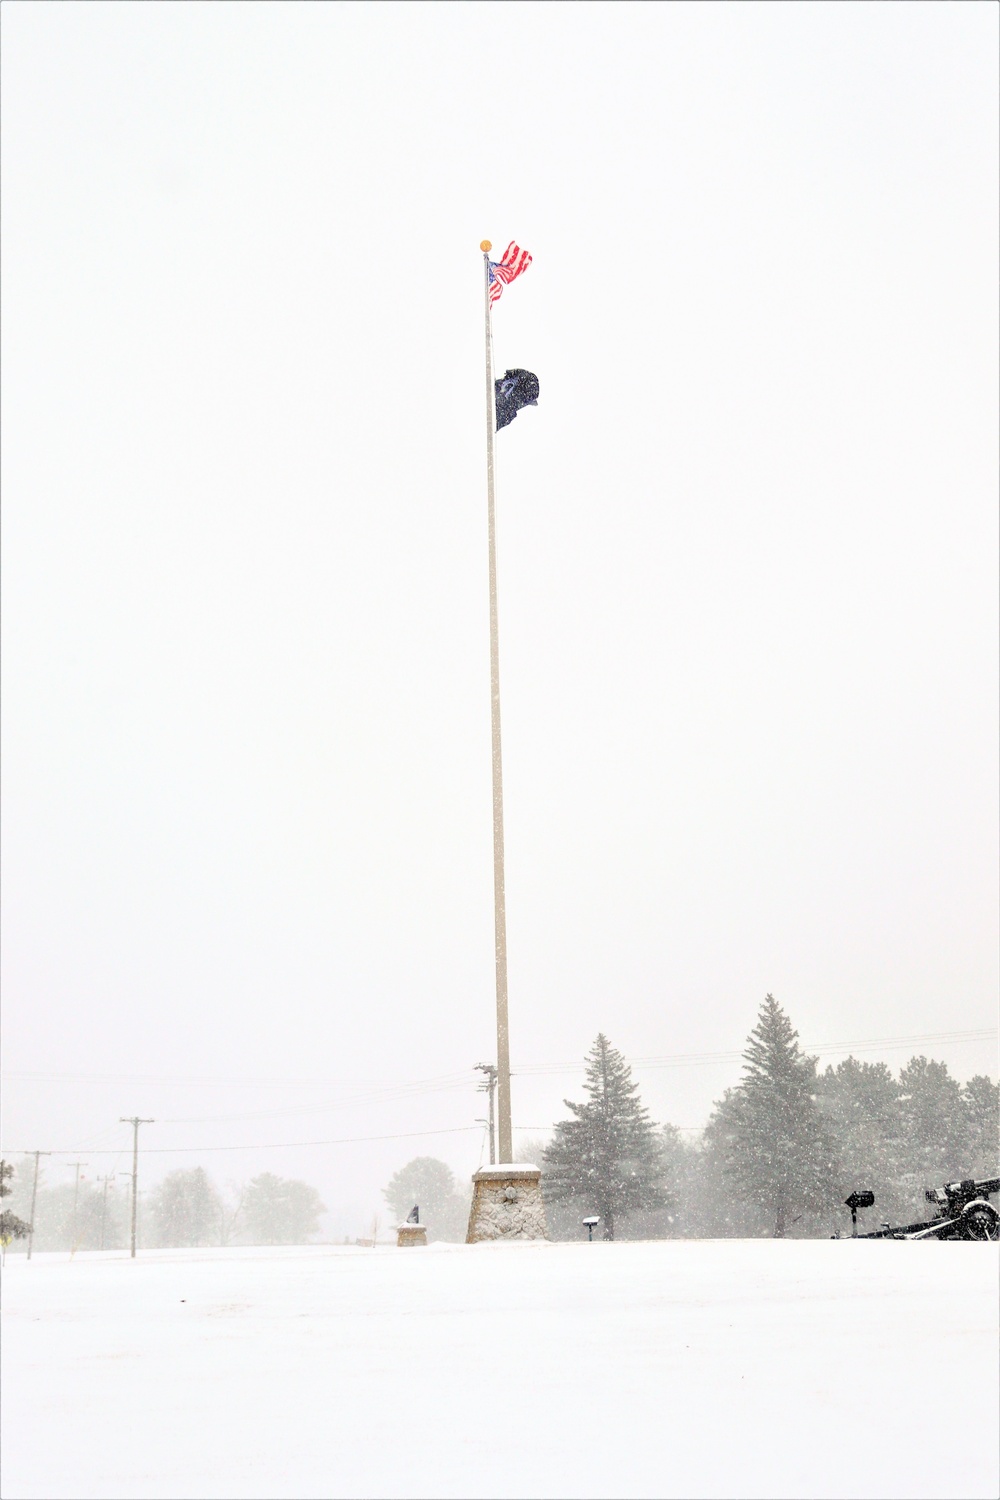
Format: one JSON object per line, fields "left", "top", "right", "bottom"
{"left": 396, "top": 1205, "right": 427, "bottom": 1247}
{"left": 466, "top": 1164, "right": 548, "bottom": 1242}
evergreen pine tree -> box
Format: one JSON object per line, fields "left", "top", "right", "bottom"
{"left": 961, "top": 1075, "right": 1000, "bottom": 1178}
{"left": 704, "top": 995, "right": 837, "bottom": 1237}
{"left": 817, "top": 1057, "right": 910, "bottom": 1227}
{"left": 679, "top": 1129, "right": 764, "bottom": 1238}
{"left": 819, "top": 1057, "right": 900, "bottom": 1146}
{"left": 542, "top": 1034, "right": 666, "bottom": 1239}
{"left": 896, "top": 1056, "right": 967, "bottom": 1183}
{"left": 243, "top": 1173, "right": 326, "bottom": 1245}
{"left": 0, "top": 1160, "right": 31, "bottom": 1246}
{"left": 624, "top": 1124, "right": 697, "bottom": 1239}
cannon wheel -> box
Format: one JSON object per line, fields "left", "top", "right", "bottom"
{"left": 959, "top": 1202, "right": 999, "bottom": 1241}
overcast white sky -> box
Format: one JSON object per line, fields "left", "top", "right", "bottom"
{"left": 2, "top": 1, "right": 997, "bottom": 1237}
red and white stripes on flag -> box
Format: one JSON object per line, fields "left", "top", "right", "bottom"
{"left": 488, "top": 242, "right": 532, "bottom": 306}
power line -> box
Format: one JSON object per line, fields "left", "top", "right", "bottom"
{"left": 4, "top": 1028, "right": 993, "bottom": 1094}
{"left": 4, "top": 1029, "right": 993, "bottom": 1159}
{"left": 159, "top": 1078, "right": 478, "bottom": 1125}
{"left": 110, "top": 1028, "right": 1000, "bottom": 1125}
{"left": 511, "top": 1029, "right": 997, "bottom": 1077}
{"left": 3, "top": 1125, "right": 483, "bottom": 1158}
{"left": 2, "top": 1067, "right": 476, "bottom": 1089}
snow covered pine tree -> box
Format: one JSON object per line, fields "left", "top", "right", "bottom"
{"left": 0, "top": 1160, "right": 31, "bottom": 1247}
{"left": 818, "top": 1058, "right": 903, "bottom": 1206}
{"left": 705, "top": 995, "right": 838, "bottom": 1237}
{"left": 543, "top": 1035, "right": 666, "bottom": 1239}
{"left": 896, "top": 1056, "right": 970, "bottom": 1182}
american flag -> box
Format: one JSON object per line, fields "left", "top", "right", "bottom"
{"left": 488, "top": 241, "right": 532, "bottom": 306}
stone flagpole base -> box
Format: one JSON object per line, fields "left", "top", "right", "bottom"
{"left": 466, "top": 1165, "right": 548, "bottom": 1242}
{"left": 396, "top": 1222, "right": 428, "bottom": 1248}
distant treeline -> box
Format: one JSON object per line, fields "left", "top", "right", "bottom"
{"left": 1, "top": 1167, "right": 325, "bottom": 1253}
{"left": 7, "top": 996, "right": 997, "bottom": 1250}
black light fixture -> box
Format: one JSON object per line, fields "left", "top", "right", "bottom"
{"left": 582, "top": 1215, "right": 600, "bottom": 1242}
{"left": 844, "top": 1190, "right": 875, "bottom": 1237}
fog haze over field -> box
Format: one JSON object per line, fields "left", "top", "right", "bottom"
{"left": 2, "top": 2, "right": 997, "bottom": 1237}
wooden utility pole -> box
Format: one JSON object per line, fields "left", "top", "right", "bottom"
{"left": 68, "top": 1161, "right": 88, "bottom": 1248}
{"left": 26, "top": 1151, "right": 49, "bottom": 1261}
{"left": 98, "top": 1174, "right": 114, "bottom": 1251}
{"left": 119, "top": 1118, "right": 153, "bottom": 1258}
{"left": 475, "top": 1063, "right": 498, "bottom": 1165}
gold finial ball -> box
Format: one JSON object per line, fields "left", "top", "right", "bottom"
{"left": 480, "top": 240, "right": 492, "bottom": 252}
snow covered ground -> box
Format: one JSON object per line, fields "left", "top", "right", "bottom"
{"left": 2, "top": 1239, "right": 997, "bottom": 1500}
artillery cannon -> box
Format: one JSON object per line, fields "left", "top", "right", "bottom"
{"left": 842, "top": 1176, "right": 999, "bottom": 1241}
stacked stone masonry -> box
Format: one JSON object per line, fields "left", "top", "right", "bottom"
{"left": 396, "top": 1224, "right": 428, "bottom": 1247}
{"left": 466, "top": 1165, "right": 548, "bottom": 1242}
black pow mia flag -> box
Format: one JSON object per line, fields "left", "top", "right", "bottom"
{"left": 495, "top": 368, "right": 539, "bottom": 430}
{"left": 406, "top": 1205, "right": 419, "bottom": 1224}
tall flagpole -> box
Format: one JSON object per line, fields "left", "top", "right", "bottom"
{"left": 480, "top": 240, "right": 512, "bottom": 1165}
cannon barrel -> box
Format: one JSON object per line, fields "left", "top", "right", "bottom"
{"left": 942, "top": 1176, "right": 999, "bottom": 1201}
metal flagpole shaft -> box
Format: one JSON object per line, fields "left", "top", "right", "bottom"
{"left": 481, "top": 241, "right": 512, "bottom": 1164}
